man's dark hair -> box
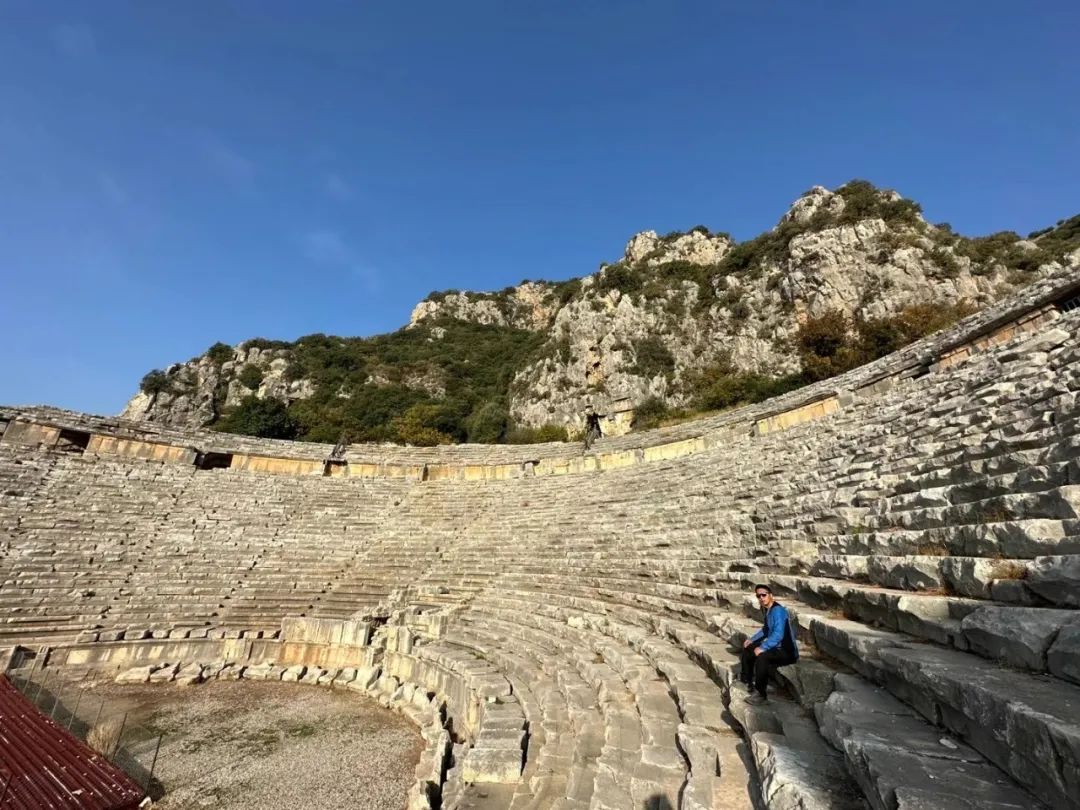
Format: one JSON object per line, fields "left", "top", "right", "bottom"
{"left": 753, "top": 584, "right": 772, "bottom": 594}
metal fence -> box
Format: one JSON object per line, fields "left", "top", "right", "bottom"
{"left": 5, "top": 662, "right": 164, "bottom": 798}
{"left": 1058, "top": 293, "right": 1080, "bottom": 314}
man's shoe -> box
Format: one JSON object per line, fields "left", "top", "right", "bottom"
{"left": 745, "top": 682, "right": 755, "bottom": 694}
{"left": 746, "top": 693, "right": 768, "bottom": 705}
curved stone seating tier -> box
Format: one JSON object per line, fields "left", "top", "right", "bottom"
{"left": 3, "top": 282, "right": 1080, "bottom": 808}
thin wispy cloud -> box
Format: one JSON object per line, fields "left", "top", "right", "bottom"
{"left": 351, "top": 263, "right": 382, "bottom": 293}
{"left": 300, "top": 229, "right": 380, "bottom": 293}
{"left": 51, "top": 23, "right": 97, "bottom": 58}
{"left": 323, "top": 173, "right": 354, "bottom": 201}
{"left": 302, "top": 229, "right": 351, "bottom": 265}
{"left": 200, "top": 135, "right": 256, "bottom": 186}
{"left": 96, "top": 171, "right": 129, "bottom": 205}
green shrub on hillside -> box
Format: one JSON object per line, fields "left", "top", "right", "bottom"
{"left": 631, "top": 337, "right": 676, "bottom": 380}
{"left": 465, "top": 401, "right": 509, "bottom": 443}
{"left": 237, "top": 364, "right": 264, "bottom": 390}
{"left": 505, "top": 423, "right": 569, "bottom": 444}
{"left": 243, "top": 338, "right": 291, "bottom": 352}
{"left": 928, "top": 247, "right": 962, "bottom": 279}
{"left": 215, "top": 396, "right": 298, "bottom": 439}
{"left": 594, "top": 262, "right": 646, "bottom": 296}
{"left": 630, "top": 396, "right": 674, "bottom": 430}
{"left": 689, "top": 357, "right": 801, "bottom": 411}
{"left": 391, "top": 404, "right": 455, "bottom": 446}
{"left": 833, "top": 180, "right": 923, "bottom": 228}
{"left": 626, "top": 300, "right": 979, "bottom": 431}
{"left": 940, "top": 225, "right": 1066, "bottom": 277}
{"left": 139, "top": 369, "right": 173, "bottom": 396}
{"left": 206, "top": 342, "right": 234, "bottom": 364}
{"left": 1033, "top": 213, "right": 1080, "bottom": 259}
{"left": 795, "top": 301, "right": 976, "bottom": 382}
{"left": 208, "top": 320, "right": 545, "bottom": 446}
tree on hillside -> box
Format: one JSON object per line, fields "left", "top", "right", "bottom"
{"left": 215, "top": 396, "right": 298, "bottom": 439}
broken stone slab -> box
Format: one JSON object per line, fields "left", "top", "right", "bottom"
{"left": 241, "top": 662, "right": 276, "bottom": 681}
{"left": 174, "top": 662, "right": 204, "bottom": 686}
{"left": 892, "top": 786, "right": 1038, "bottom": 810}
{"left": 876, "top": 644, "right": 1080, "bottom": 809}
{"left": 810, "top": 554, "right": 869, "bottom": 580}
{"left": 1048, "top": 623, "right": 1080, "bottom": 686}
{"left": 459, "top": 746, "right": 522, "bottom": 783}
{"left": 819, "top": 698, "right": 981, "bottom": 766}
{"left": 590, "top": 763, "right": 634, "bottom": 810}
{"left": 1026, "top": 555, "right": 1080, "bottom": 607}
{"left": 676, "top": 724, "right": 723, "bottom": 810}
{"left": 958, "top": 519, "right": 1080, "bottom": 558}
{"left": 220, "top": 663, "right": 246, "bottom": 681}
{"left": 281, "top": 664, "right": 306, "bottom": 682}
{"left": 960, "top": 605, "right": 1080, "bottom": 671}
{"left": 751, "top": 732, "right": 865, "bottom": 810}
{"left": 999, "top": 327, "right": 1071, "bottom": 361}
{"left": 147, "top": 662, "right": 180, "bottom": 683}
{"left": 808, "top": 617, "right": 908, "bottom": 679}
{"left": 332, "top": 667, "right": 357, "bottom": 687}
{"left": 940, "top": 557, "right": 1030, "bottom": 599}
{"left": 776, "top": 658, "right": 837, "bottom": 709}
{"left": 345, "top": 665, "right": 380, "bottom": 692}
{"left": 200, "top": 661, "right": 228, "bottom": 680}
{"left": 629, "top": 761, "right": 683, "bottom": 810}
{"left": 844, "top": 744, "right": 1046, "bottom": 810}
{"left": 116, "top": 664, "right": 158, "bottom": 684}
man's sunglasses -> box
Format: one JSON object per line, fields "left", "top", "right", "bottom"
{"left": 755, "top": 592, "right": 770, "bottom": 599}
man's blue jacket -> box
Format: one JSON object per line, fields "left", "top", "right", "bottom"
{"left": 748, "top": 602, "right": 799, "bottom": 659}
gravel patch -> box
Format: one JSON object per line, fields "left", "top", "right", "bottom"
{"left": 94, "top": 681, "right": 422, "bottom": 809}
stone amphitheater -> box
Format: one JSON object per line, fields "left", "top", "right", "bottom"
{"left": 2, "top": 270, "right": 1080, "bottom": 810}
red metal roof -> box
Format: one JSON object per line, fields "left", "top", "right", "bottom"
{"left": 0, "top": 675, "right": 145, "bottom": 809}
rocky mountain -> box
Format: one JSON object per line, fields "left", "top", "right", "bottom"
{"left": 123, "top": 181, "right": 1080, "bottom": 443}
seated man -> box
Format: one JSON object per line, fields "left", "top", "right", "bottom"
{"left": 740, "top": 584, "right": 799, "bottom": 703}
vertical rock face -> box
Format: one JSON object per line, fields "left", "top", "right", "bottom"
{"left": 122, "top": 182, "right": 1079, "bottom": 434}
{"left": 121, "top": 346, "right": 313, "bottom": 427}
{"left": 408, "top": 282, "right": 561, "bottom": 331}
{"left": 623, "top": 229, "right": 733, "bottom": 266}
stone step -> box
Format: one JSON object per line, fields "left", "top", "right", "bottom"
{"left": 794, "top": 611, "right": 1080, "bottom": 808}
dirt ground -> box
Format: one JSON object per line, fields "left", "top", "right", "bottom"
{"left": 91, "top": 680, "right": 423, "bottom": 809}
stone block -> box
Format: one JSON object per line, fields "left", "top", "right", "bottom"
{"left": 1047, "top": 623, "right": 1080, "bottom": 685}
{"left": 148, "top": 662, "right": 179, "bottom": 683}
{"left": 867, "top": 556, "right": 944, "bottom": 591}
{"left": 174, "top": 662, "right": 205, "bottom": 686}
{"left": 960, "top": 606, "right": 1079, "bottom": 670}
{"left": 1026, "top": 555, "right": 1080, "bottom": 606}
{"left": 460, "top": 747, "right": 522, "bottom": 783}
{"left": 116, "top": 664, "right": 156, "bottom": 684}
{"left": 242, "top": 662, "right": 276, "bottom": 681}
{"left": 281, "top": 664, "right": 306, "bottom": 682}
{"left": 941, "top": 557, "right": 1027, "bottom": 599}
{"left": 845, "top": 744, "right": 1041, "bottom": 810}
{"left": 751, "top": 732, "right": 864, "bottom": 810}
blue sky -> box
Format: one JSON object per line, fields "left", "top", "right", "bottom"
{"left": 1, "top": 1, "right": 1077, "bottom": 415}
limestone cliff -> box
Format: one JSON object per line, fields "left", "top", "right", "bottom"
{"left": 123, "top": 344, "right": 314, "bottom": 428}
{"left": 123, "top": 182, "right": 1080, "bottom": 437}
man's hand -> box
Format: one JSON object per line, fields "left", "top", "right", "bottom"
{"left": 743, "top": 639, "right": 752, "bottom": 649}
{"left": 754, "top": 647, "right": 764, "bottom": 657}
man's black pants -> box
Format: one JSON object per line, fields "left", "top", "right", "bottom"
{"left": 739, "top": 642, "right": 795, "bottom": 696}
